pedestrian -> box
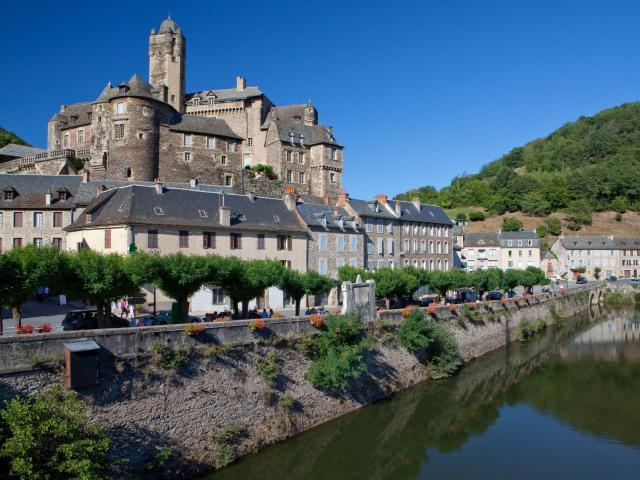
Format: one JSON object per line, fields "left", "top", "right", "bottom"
{"left": 269, "top": 308, "right": 274, "bottom": 318}
{"left": 119, "top": 299, "right": 127, "bottom": 318}
{"left": 43, "top": 286, "right": 49, "bottom": 301}
{"left": 261, "top": 308, "right": 268, "bottom": 319}
{"left": 128, "top": 304, "right": 136, "bottom": 327}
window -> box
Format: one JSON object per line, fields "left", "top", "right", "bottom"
{"left": 350, "top": 258, "right": 357, "bottom": 267}
{"left": 318, "top": 259, "right": 328, "bottom": 275}
{"left": 183, "top": 134, "right": 192, "bottom": 147}
{"left": 77, "top": 129, "right": 84, "bottom": 144}
{"left": 13, "top": 238, "right": 22, "bottom": 248}
{"left": 230, "top": 233, "right": 242, "bottom": 250}
{"left": 193, "top": 98, "right": 200, "bottom": 106}
{"left": 330, "top": 173, "right": 336, "bottom": 183}
{"left": 387, "top": 238, "right": 394, "bottom": 255}
{"left": 277, "top": 235, "right": 292, "bottom": 251}
{"left": 287, "top": 170, "right": 293, "bottom": 182}
{"left": 148, "top": 230, "right": 158, "bottom": 249}
{"left": 33, "top": 238, "right": 43, "bottom": 247}
{"left": 4, "top": 191, "right": 13, "bottom": 201}
{"left": 114, "top": 124, "right": 125, "bottom": 139}
{"left": 331, "top": 148, "right": 338, "bottom": 160}
{"left": 437, "top": 242, "right": 442, "bottom": 254}
{"left": 125, "top": 168, "right": 132, "bottom": 178}
{"left": 387, "top": 222, "right": 393, "bottom": 233}
{"left": 154, "top": 207, "right": 164, "bottom": 216}
{"left": 33, "top": 212, "right": 43, "bottom": 228}
{"left": 225, "top": 175, "right": 233, "bottom": 186}
{"left": 377, "top": 238, "right": 384, "bottom": 255}
{"left": 445, "top": 242, "right": 449, "bottom": 254}
{"left": 298, "top": 152, "right": 304, "bottom": 164}
{"left": 413, "top": 224, "right": 418, "bottom": 235}
{"left": 203, "top": 232, "right": 216, "bottom": 249}
{"left": 518, "top": 240, "right": 523, "bottom": 247}
{"left": 63, "top": 134, "right": 70, "bottom": 147}
{"left": 528, "top": 250, "right": 532, "bottom": 257}
{"left": 257, "top": 234, "right": 265, "bottom": 250}
{"left": 429, "top": 241, "right": 434, "bottom": 254}
{"left": 208, "top": 97, "right": 215, "bottom": 106}
{"left": 14, "top": 212, "right": 23, "bottom": 228}
{"left": 247, "top": 137, "right": 253, "bottom": 147}
{"left": 376, "top": 220, "right": 384, "bottom": 233}
{"left": 138, "top": 132, "right": 144, "bottom": 139}
{"left": 104, "top": 229, "right": 111, "bottom": 249}
{"left": 289, "top": 132, "right": 295, "bottom": 144}
{"left": 221, "top": 155, "right": 227, "bottom": 165}
{"left": 52, "top": 238, "right": 62, "bottom": 250}
{"left": 299, "top": 172, "right": 305, "bottom": 183}
{"left": 207, "top": 136, "right": 215, "bottom": 149}
{"left": 228, "top": 141, "right": 236, "bottom": 152}
{"left": 337, "top": 235, "right": 345, "bottom": 251}
{"left": 179, "top": 230, "right": 189, "bottom": 248}
{"left": 366, "top": 221, "right": 372, "bottom": 233}
{"left": 183, "top": 152, "right": 192, "bottom": 162}
{"left": 319, "top": 233, "right": 328, "bottom": 251}
{"left": 211, "top": 287, "right": 224, "bottom": 304}
{"left": 350, "top": 235, "right": 358, "bottom": 252}
{"left": 116, "top": 102, "right": 125, "bottom": 114}
{"left": 286, "top": 151, "right": 292, "bottom": 163}
{"left": 413, "top": 240, "right": 418, "bottom": 253}
{"left": 198, "top": 210, "right": 208, "bottom": 218}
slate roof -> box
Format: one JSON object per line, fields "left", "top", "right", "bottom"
{"left": 558, "top": 236, "right": 640, "bottom": 250}
{"left": 499, "top": 231, "right": 538, "bottom": 240}
{"left": 463, "top": 232, "right": 500, "bottom": 248}
{"left": 50, "top": 102, "right": 93, "bottom": 129}
{"left": 0, "top": 144, "right": 45, "bottom": 159}
{"left": 66, "top": 185, "right": 307, "bottom": 233}
{"left": 74, "top": 179, "right": 233, "bottom": 207}
{"left": 186, "top": 86, "right": 263, "bottom": 104}
{"left": 166, "top": 114, "right": 243, "bottom": 139}
{"left": 395, "top": 200, "right": 453, "bottom": 226}
{"left": 296, "top": 203, "right": 361, "bottom": 232}
{"left": 347, "top": 198, "right": 398, "bottom": 220}
{"left": 0, "top": 174, "right": 81, "bottom": 209}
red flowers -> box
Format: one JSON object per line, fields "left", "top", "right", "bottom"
{"left": 427, "top": 303, "right": 438, "bottom": 316}
{"left": 249, "top": 318, "right": 266, "bottom": 331}
{"left": 310, "top": 313, "right": 325, "bottom": 329}
{"left": 401, "top": 306, "right": 413, "bottom": 318}
{"left": 448, "top": 304, "right": 458, "bottom": 313}
{"left": 184, "top": 323, "right": 205, "bottom": 336}
{"left": 36, "top": 323, "right": 53, "bottom": 333}
{"left": 16, "top": 324, "right": 35, "bottom": 335}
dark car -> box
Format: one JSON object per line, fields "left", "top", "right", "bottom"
{"left": 485, "top": 291, "right": 503, "bottom": 301}
{"left": 62, "top": 309, "right": 129, "bottom": 331}
{"left": 608, "top": 275, "right": 618, "bottom": 282}
{"left": 576, "top": 276, "right": 588, "bottom": 284}
{"left": 453, "top": 288, "right": 478, "bottom": 304}
{"left": 416, "top": 295, "right": 440, "bottom": 307}
{"left": 137, "top": 313, "right": 168, "bottom": 327}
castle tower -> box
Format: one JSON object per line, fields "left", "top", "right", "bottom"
{"left": 149, "top": 16, "right": 186, "bottom": 113}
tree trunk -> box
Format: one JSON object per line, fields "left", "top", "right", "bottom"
{"left": 181, "top": 298, "right": 189, "bottom": 323}
{"left": 241, "top": 300, "right": 249, "bottom": 319}
{"left": 295, "top": 298, "right": 301, "bottom": 317}
{"left": 12, "top": 305, "right": 22, "bottom": 329}
{"left": 96, "top": 303, "right": 106, "bottom": 329}
{"left": 385, "top": 297, "right": 390, "bottom": 309}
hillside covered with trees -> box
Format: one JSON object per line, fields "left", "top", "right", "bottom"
{"left": 396, "top": 102, "right": 640, "bottom": 229}
{"left": 0, "top": 125, "right": 30, "bottom": 149}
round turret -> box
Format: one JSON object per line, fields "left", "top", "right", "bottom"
{"left": 159, "top": 16, "right": 179, "bottom": 33}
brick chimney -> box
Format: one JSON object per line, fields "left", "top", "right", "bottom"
{"left": 375, "top": 194, "right": 388, "bottom": 205}
{"left": 411, "top": 197, "right": 421, "bottom": 211}
{"left": 283, "top": 186, "right": 298, "bottom": 211}
{"left": 236, "top": 75, "right": 246, "bottom": 91}
{"left": 219, "top": 193, "right": 231, "bottom": 226}
{"left": 337, "top": 191, "right": 349, "bottom": 206}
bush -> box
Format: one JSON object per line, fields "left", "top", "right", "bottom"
{"left": 536, "top": 224, "right": 548, "bottom": 238}
{"left": 469, "top": 211, "right": 486, "bottom": 221}
{"left": 149, "top": 342, "right": 192, "bottom": 370}
{"left": 615, "top": 212, "right": 623, "bottom": 222}
{"left": 544, "top": 217, "right": 562, "bottom": 236}
{"left": 455, "top": 212, "right": 467, "bottom": 222}
{"left": 0, "top": 387, "right": 110, "bottom": 479}
{"left": 397, "top": 308, "right": 433, "bottom": 352}
{"left": 502, "top": 217, "right": 523, "bottom": 232}
{"left": 256, "top": 352, "right": 279, "bottom": 382}
{"left": 304, "top": 314, "right": 367, "bottom": 390}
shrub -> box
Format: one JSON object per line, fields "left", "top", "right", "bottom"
{"left": 424, "top": 322, "right": 461, "bottom": 378}
{"left": 469, "top": 211, "right": 485, "bottom": 221}
{"left": 277, "top": 394, "right": 295, "bottom": 410}
{"left": 427, "top": 303, "right": 438, "bottom": 316}
{"left": 401, "top": 306, "right": 414, "bottom": 318}
{"left": 249, "top": 318, "right": 266, "bottom": 331}
{"left": 397, "top": 308, "right": 433, "bottom": 352}
{"left": 455, "top": 212, "right": 467, "bottom": 222}
{"left": 544, "top": 217, "right": 562, "bottom": 236}
{"left": 615, "top": 212, "right": 623, "bottom": 222}
{"left": 0, "top": 387, "right": 110, "bottom": 479}
{"left": 184, "top": 323, "right": 205, "bottom": 336}
{"left": 448, "top": 303, "right": 458, "bottom": 313}
{"left": 149, "top": 341, "right": 192, "bottom": 370}
{"left": 309, "top": 313, "right": 324, "bottom": 329}
{"left": 16, "top": 324, "right": 34, "bottom": 335}
{"left": 502, "top": 217, "right": 523, "bottom": 232}
{"left": 536, "top": 224, "right": 548, "bottom": 238}
{"left": 256, "top": 352, "right": 279, "bottom": 382}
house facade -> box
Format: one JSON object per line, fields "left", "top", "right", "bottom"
{"left": 462, "top": 231, "right": 540, "bottom": 271}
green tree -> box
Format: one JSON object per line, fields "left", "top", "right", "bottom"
{"left": 0, "top": 125, "right": 30, "bottom": 149}
{"left": 0, "top": 387, "right": 110, "bottom": 480}
{"left": 469, "top": 268, "right": 503, "bottom": 297}
{"left": 501, "top": 270, "right": 522, "bottom": 292}
{"left": 68, "top": 250, "right": 137, "bottom": 327}
{"left": 337, "top": 265, "right": 368, "bottom": 283}
{"left": 455, "top": 212, "right": 467, "bottom": 222}
{"left": 611, "top": 195, "right": 629, "bottom": 213}
{"left": 544, "top": 217, "right": 562, "bottom": 236}
{"left": 536, "top": 224, "right": 549, "bottom": 238}
{"left": 502, "top": 217, "right": 523, "bottom": 232}
{"left": 566, "top": 199, "right": 593, "bottom": 226}
{"left": 0, "top": 254, "right": 23, "bottom": 333}
{"left": 4, "top": 246, "right": 67, "bottom": 326}
{"left": 372, "top": 268, "right": 419, "bottom": 308}
{"left": 521, "top": 192, "right": 552, "bottom": 216}
{"left": 303, "top": 270, "right": 333, "bottom": 309}
{"left": 468, "top": 211, "right": 486, "bottom": 221}
{"left": 277, "top": 269, "right": 306, "bottom": 316}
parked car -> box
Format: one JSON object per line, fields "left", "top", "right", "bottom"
{"left": 629, "top": 278, "right": 640, "bottom": 286}
{"left": 485, "top": 291, "right": 502, "bottom": 301}
{"left": 454, "top": 288, "right": 478, "bottom": 304}
{"left": 389, "top": 296, "right": 413, "bottom": 310}
{"left": 607, "top": 275, "right": 618, "bottom": 282}
{"left": 576, "top": 276, "right": 588, "bottom": 284}
{"left": 416, "top": 295, "right": 440, "bottom": 307}
{"left": 305, "top": 306, "right": 326, "bottom": 315}
{"left": 62, "top": 309, "right": 129, "bottom": 331}
{"left": 137, "top": 313, "right": 168, "bottom": 327}
{"left": 505, "top": 290, "right": 517, "bottom": 298}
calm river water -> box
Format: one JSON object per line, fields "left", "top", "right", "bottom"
{"left": 207, "top": 308, "right": 640, "bottom": 480}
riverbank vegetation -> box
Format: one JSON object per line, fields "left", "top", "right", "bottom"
{"left": 603, "top": 291, "right": 636, "bottom": 308}
{"left": 0, "top": 387, "right": 110, "bottom": 480}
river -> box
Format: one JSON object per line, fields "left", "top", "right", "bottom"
{"left": 206, "top": 308, "right": 640, "bottom": 480}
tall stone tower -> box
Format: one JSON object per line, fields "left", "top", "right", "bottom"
{"left": 148, "top": 16, "right": 186, "bottom": 113}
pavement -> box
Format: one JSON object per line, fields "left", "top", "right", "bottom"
{"left": 0, "top": 298, "right": 89, "bottom": 336}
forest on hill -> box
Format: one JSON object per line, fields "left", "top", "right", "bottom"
{"left": 396, "top": 102, "right": 640, "bottom": 228}
{"left": 0, "top": 125, "right": 30, "bottom": 149}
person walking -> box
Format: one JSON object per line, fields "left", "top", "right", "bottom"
{"left": 127, "top": 304, "right": 136, "bottom": 327}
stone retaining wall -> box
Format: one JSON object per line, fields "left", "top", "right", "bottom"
{"left": 0, "top": 286, "right": 599, "bottom": 479}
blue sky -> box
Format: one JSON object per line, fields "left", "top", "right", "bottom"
{"left": 2, "top": 0, "right": 640, "bottom": 199}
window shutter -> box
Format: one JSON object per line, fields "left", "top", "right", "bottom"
{"left": 287, "top": 236, "right": 292, "bottom": 251}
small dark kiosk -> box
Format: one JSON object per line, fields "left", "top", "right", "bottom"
{"left": 63, "top": 339, "right": 100, "bottom": 389}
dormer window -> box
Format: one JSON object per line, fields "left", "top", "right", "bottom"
{"left": 118, "top": 85, "right": 128, "bottom": 94}
{"left": 239, "top": 214, "right": 247, "bottom": 222}
{"left": 299, "top": 134, "right": 305, "bottom": 146}
{"left": 57, "top": 189, "right": 69, "bottom": 201}
{"left": 320, "top": 217, "right": 327, "bottom": 228}
{"left": 198, "top": 210, "right": 208, "bottom": 218}
{"left": 70, "top": 115, "right": 78, "bottom": 123}
{"left": 193, "top": 98, "right": 200, "bottom": 106}
{"left": 4, "top": 190, "right": 15, "bottom": 201}
{"left": 273, "top": 215, "right": 281, "bottom": 223}
{"left": 208, "top": 97, "right": 215, "bottom": 106}
{"left": 289, "top": 131, "right": 294, "bottom": 144}
{"left": 154, "top": 207, "right": 165, "bottom": 216}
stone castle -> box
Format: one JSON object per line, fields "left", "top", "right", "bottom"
{"left": 43, "top": 17, "right": 343, "bottom": 198}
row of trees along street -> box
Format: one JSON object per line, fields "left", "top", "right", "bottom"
{"left": 0, "top": 246, "right": 333, "bottom": 327}
{"left": 338, "top": 265, "right": 550, "bottom": 307}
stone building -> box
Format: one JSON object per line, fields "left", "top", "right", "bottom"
{"left": 31, "top": 17, "right": 344, "bottom": 199}
{"left": 64, "top": 183, "right": 308, "bottom": 311}
{"left": 338, "top": 193, "right": 454, "bottom": 271}
{"left": 462, "top": 231, "right": 540, "bottom": 271}
{"left": 551, "top": 235, "right": 640, "bottom": 279}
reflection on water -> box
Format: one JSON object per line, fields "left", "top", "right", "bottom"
{"left": 207, "top": 309, "right": 640, "bottom": 480}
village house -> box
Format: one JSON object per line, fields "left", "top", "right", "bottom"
{"left": 462, "top": 231, "right": 540, "bottom": 271}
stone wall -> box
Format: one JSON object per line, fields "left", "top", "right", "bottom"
{"left": 0, "top": 287, "right": 598, "bottom": 479}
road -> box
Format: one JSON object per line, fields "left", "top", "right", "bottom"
{"left": 0, "top": 299, "right": 86, "bottom": 336}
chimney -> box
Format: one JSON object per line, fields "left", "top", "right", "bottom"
{"left": 82, "top": 169, "right": 90, "bottom": 183}
{"left": 394, "top": 200, "right": 401, "bottom": 216}
{"left": 45, "top": 188, "right": 52, "bottom": 205}
{"left": 236, "top": 75, "right": 246, "bottom": 91}
{"left": 322, "top": 195, "right": 331, "bottom": 205}
{"left": 283, "top": 186, "right": 297, "bottom": 211}
{"left": 154, "top": 178, "right": 163, "bottom": 194}
{"left": 337, "top": 191, "right": 349, "bottom": 206}
{"left": 190, "top": 178, "right": 199, "bottom": 188}
{"left": 219, "top": 203, "right": 231, "bottom": 227}
{"left": 411, "top": 197, "right": 421, "bottom": 211}
{"left": 375, "top": 194, "right": 388, "bottom": 205}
